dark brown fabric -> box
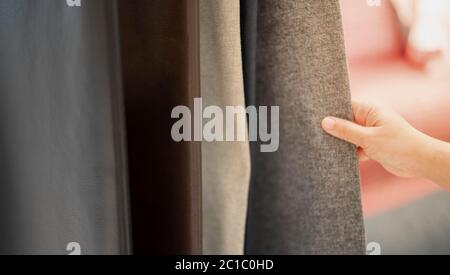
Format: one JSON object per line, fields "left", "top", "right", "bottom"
{"left": 118, "top": 0, "right": 202, "bottom": 255}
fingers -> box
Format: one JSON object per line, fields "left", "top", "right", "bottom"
{"left": 323, "top": 101, "right": 381, "bottom": 161}
{"left": 352, "top": 101, "right": 376, "bottom": 126}
{"left": 322, "top": 117, "right": 370, "bottom": 147}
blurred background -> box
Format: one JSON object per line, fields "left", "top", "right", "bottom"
{"left": 341, "top": 0, "right": 450, "bottom": 254}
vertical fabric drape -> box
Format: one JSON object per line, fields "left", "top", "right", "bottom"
{"left": 0, "top": 0, "right": 131, "bottom": 254}
{"left": 246, "top": 0, "right": 366, "bottom": 255}
{"left": 119, "top": 0, "right": 202, "bottom": 255}
{"left": 200, "top": 0, "right": 251, "bottom": 255}
{"left": 240, "top": 0, "right": 259, "bottom": 107}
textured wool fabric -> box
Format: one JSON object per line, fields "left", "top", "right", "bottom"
{"left": 366, "top": 191, "right": 450, "bottom": 255}
{"left": 246, "top": 0, "right": 366, "bottom": 255}
{"left": 0, "top": 0, "right": 131, "bottom": 254}
{"left": 200, "top": 0, "right": 251, "bottom": 255}
{"left": 240, "top": 0, "right": 259, "bottom": 107}
{"left": 119, "top": 0, "right": 202, "bottom": 255}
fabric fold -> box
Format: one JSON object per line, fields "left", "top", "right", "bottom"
{"left": 119, "top": 0, "right": 202, "bottom": 255}
{"left": 241, "top": 0, "right": 259, "bottom": 107}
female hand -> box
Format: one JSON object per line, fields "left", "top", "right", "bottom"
{"left": 322, "top": 101, "right": 436, "bottom": 179}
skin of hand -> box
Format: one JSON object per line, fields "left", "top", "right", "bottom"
{"left": 321, "top": 101, "right": 450, "bottom": 190}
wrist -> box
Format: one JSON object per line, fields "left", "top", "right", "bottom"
{"left": 415, "top": 132, "right": 449, "bottom": 181}
{"left": 415, "top": 133, "right": 439, "bottom": 179}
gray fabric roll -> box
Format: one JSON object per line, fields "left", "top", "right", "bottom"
{"left": 200, "top": 0, "right": 251, "bottom": 255}
{"left": 0, "top": 0, "right": 131, "bottom": 255}
{"left": 246, "top": 0, "right": 366, "bottom": 255}
{"left": 366, "top": 191, "right": 450, "bottom": 255}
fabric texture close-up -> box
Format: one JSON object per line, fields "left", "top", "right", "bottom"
{"left": 0, "top": 0, "right": 131, "bottom": 255}
{"left": 245, "top": 0, "right": 367, "bottom": 255}
{"left": 200, "top": 0, "right": 251, "bottom": 255}
{"left": 119, "top": 0, "right": 202, "bottom": 255}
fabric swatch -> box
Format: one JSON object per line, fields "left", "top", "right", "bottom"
{"left": 200, "top": 0, "right": 251, "bottom": 255}
{"left": 246, "top": 0, "right": 366, "bottom": 255}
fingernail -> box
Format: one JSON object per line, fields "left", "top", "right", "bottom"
{"left": 322, "top": 117, "right": 336, "bottom": 131}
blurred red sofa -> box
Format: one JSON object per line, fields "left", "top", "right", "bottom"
{"left": 340, "top": 0, "right": 450, "bottom": 217}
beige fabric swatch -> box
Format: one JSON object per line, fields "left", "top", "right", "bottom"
{"left": 200, "top": 0, "right": 251, "bottom": 255}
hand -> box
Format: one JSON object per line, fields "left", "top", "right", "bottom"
{"left": 321, "top": 102, "right": 431, "bottom": 178}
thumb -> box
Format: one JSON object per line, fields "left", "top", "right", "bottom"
{"left": 322, "top": 117, "right": 369, "bottom": 147}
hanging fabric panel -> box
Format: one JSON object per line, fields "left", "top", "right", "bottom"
{"left": 119, "top": 0, "right": 202, "bottom": 255}
{"left": 0, "top": 0, "right": 131, "bottom": 255}
{"left": 246, "top": 0, "right": 366, "bottom": 255}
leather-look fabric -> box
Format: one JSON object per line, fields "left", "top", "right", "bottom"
{"left": 0, "top": 0, "right": 131, "bottom": 255}
{"left": 119, "top": 0, "right": 202, "bottom": 255}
